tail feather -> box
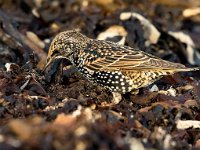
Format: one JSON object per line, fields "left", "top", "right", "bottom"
{"left": 163, "top": 67, "right": 200, "bottom": 73}
{"left": 169, "top": 67, "right": 200, "bottom": 72}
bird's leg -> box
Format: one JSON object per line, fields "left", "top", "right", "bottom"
{"left": 131, "top": 89, "right": 139, "bottom": 95}
{"left": 111, "top": 92, "right": 122, "bottom": 104}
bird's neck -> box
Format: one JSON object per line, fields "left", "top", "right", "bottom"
{"left": 70, "top": 45, "right": 85, "bottom": 67}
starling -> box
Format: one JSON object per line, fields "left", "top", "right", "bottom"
{"left": 44, "top": 30, "right": 199, "bottom": 104}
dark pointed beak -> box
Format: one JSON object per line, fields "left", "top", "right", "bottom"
{"left": 43, "top": 55, "right": 65, "bottom": 72}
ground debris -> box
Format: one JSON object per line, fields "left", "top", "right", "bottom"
{"left": 0, "top": 0, "right": 200, "bottom": 149}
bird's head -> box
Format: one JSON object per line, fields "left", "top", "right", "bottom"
{"left": 44, "top": 30, "right": 90, "bottom": 70}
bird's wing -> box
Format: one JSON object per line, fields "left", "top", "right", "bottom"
{"left": 84, "top": 40, "right": 186, "bottom": 71}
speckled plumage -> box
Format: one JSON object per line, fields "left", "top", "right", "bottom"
{"left": 45, "top": 30, "right": 199, "bottom": 104}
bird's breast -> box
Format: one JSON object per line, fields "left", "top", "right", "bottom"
{"left": 75, "top": 66, "right": 134, "bottom": 93}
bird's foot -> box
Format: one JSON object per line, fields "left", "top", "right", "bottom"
{"left": 100, "top": 92, "right": 122, "bottom": 106}
{"left": 111, "top": 92, "right": 122, "bottom": 104}
{"left": 131, "top": 89, "right": 139, "bottom": 95}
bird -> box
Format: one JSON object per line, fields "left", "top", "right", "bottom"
{"left": 44, "top": 30, "right": 199, "bottom": 105}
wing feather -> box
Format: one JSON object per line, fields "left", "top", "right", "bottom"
{"left": 83, "top": 40, "right": 186, "bottom": 71}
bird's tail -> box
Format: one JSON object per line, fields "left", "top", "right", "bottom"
{"left": 173, "top": 67, "right": 200, "bottom": 72}
{"left": 162, "top": 67, "right": 200, "bottom": 75}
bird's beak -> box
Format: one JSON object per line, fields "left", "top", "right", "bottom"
{"left": 43, "top": 55, "right": 65, "bottom": 72}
